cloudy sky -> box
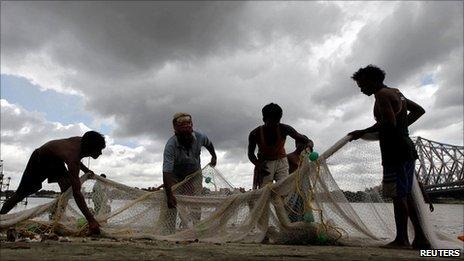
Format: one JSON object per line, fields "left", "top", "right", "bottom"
{"left": 1, "top": 1, "right": 463, "bottom": 191}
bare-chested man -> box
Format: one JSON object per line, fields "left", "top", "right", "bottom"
{"left": 248, "top": 103, "right": 312, "bottom": 189}
{"left": 0, "top": 131, "right": 106, "bottom": 235}
{"left": 348, "top": 65, "right": 429, "bottom": 249}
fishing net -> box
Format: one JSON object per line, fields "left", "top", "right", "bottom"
{"left": 1, "top": 136, "right": 462, "bottom": 249}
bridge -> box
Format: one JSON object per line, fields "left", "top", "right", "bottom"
{"left": 0, "top": 160, "right": 13, "bottom": 204}
{"left": 414, "top": 137, "right": 464, "bottom": 198}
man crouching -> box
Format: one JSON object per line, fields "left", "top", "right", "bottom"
{"left": 0, "top": 131, "right": 106, "bottom": 235}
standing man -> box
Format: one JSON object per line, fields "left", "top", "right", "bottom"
{"left": 348, "top": 65, "right": 429, "bottom": 249}
{"left": 0, "top": 131, "right": 106, "bottom": 235}
{"left": 248, "top": 103, "right": 312, "bottom": 189}
{"left": 162, "top": 112, "right": 217, "bottom": 209}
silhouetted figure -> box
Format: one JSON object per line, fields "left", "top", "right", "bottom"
{"left": 248, "top": 103, "right": 312, "bottom": 189}
{"left": 348, "top": 65, "right": 429, "bottom": 249}
{"left": 0, "top": 131, "right": 106, "bottom": 235}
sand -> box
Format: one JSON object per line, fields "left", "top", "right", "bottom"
{"left": 1, "top": 237, "right": 459, "bottom": 261}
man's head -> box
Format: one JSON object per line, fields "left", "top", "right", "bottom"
{"left": 172, "top": 112, "right": 194, "bottom": 148}
{"left": 351, "top": 65, "right": 386, "bottom": 96}
{"left": 262, "top": 103, "right": 283, "bottom": 127}
{"left": 81, "top": 131, "right": 106, "bottom": 159}
{"left": 172, "top": 112, "right": 193, "bottom": 135}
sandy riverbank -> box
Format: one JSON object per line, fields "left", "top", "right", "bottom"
{"left": 1, "top": 237, "right": 460, "bottom": 261}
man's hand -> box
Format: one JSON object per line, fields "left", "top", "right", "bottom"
{"left": 87, "top": 170, "right": 95, "bottom": 179}
{"left": 256, "top": 161, "right": 270, "bottom": 177}
{"left": 88, "top": 219, "right": 101, "bottom": 236}
{"left": 348, "top": 130, "right": 366, "bottom": 141}
{"left": 167, "top": 194, "right": 177, "bottom": 209}
{"left": 252, "top": 161, "right": 270, "bottom": 189}
{"left": 209, "top": 157, "right": 217, "bottom": 167}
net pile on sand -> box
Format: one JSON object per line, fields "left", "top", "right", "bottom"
{"left": 1, "top": 136, "right": 462, "bottom": 249}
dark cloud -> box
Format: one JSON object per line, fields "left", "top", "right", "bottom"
{"left": 2, "top": 2, "right": 344, "bottom": 77}
{"left": 314, "top": 2, "right": 463, "bottom": 108}
{"left": 348, "top": 2, "right": 462, "bottom": 86}
{"left": 1, "top": 1, "right": 347, "bottom": 161}
{"left": 434, "top": 49, "right": 464, "bottom": 108}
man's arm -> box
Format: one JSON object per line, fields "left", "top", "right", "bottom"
{"left": 79, "top": 162, "right": 95, "bottom": 177}
{"left": 68, "top": 163, "right": 100, "bottom": 234}
{"left": 203, "top": 137, "right": 217, "bottom": 167}
{"left": 162, "top": 143, "right": 177, "bottom": 208}
{"left": 284, "top": 125, "right": 312, "bottom": 149}
{"left": 375, "top": 91, "right": 412, "bottom": 144}
{"left": 405, "top": 97, "right": 425, "bottom": 126}
{"left": 248, "top": 130, "right": 269, "bottom": 189}
{"left": 163, "top": 171, "right": 177, "bottom": 208}
{"left": 247, "top": 131, "right": 259, "bottom": 165}
{"left": 348, "top": 122, "right": 381, "bottom": 141}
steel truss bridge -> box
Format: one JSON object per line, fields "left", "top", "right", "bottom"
{"left": 414, "top": 137, "right": 464, "bottom": 197}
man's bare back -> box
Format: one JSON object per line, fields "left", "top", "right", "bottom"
{"left": 38, "top": 137, "right": 82, "bottom": 166}
{"left": 373, "top": 88, "right": 405, "bottom": 124}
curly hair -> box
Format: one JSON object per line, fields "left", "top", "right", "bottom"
{"left": 351, "top": 65, "right": 386, "bottom": 83}
{"left": 262, "top": 103, "right": 283, "bottom": 121}
{"left": 82, "top": 131, "right": 106, "bottom": 152}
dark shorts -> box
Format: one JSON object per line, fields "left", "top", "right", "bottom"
{"left": 16, "top": 149, "right": 68, "bottom": 195}
{"left": 382, "top": 160, "right": 415, "bottom": 198}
